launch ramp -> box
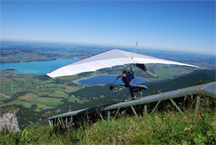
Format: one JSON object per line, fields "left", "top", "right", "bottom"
{"left": 48, "top": 82, "right": 216, "bottom": 127}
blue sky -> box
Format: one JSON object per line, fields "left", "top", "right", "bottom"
{"left": 1, "top": 1, "right": 215, "bottom": 54}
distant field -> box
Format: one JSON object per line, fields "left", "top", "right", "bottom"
{"left": 0, "top": 95, "right": 9, "bottom": 100}
{"left": 29, "top": 88, "right": 41, "bottom": 92}
{"left": 20, "top": 101, "right": 32, "bottom": 108}
{"left": 13, "top": 87, "right": 26, "bottom": 92}
{"left": 55, "top": 88, "right": 66, "bottom": 92}
{"left": 0, "top": 72, "right": 3, "bottom": 79}
{"left": 1, "top": 92, "right": 15, "bottom": 98}
{"left": 0, "top": 93, "right": 11, "bottom": 99}
{"left": 68, "top": 96, "right": 78, "bottom": 102}
{"left": 19, "top": 93, "right": 40, "bottom": 101}
{"left": 40, "top": 88, "right": 51, "bottom": 92}
{"left": 1, "top": 99, "right": 32, "bottom": 108}
{"left": 65, "top": 86, "right": 84, "bottom": 93}
{"left": 45, "top": 84, "right": 58, "bottom": 88}
{"left": 41, "top": 79, "right": 54, "bottom": 84}
{"left": 0, "top": 81, "right": 12, "bottom": 92}
{"left": 48, "top": 90, "right": 68, "bottom": 98}
{"left": 14, "top": 74, "right": 36, "bottom": 78}
{"left": 3, "top": 91, "right": 63, "bottom": 110}
{"left": 23, "top": 78, "right": 34, "bottom": 85}
{"left": 31, "top": 98, "right": 63, "bottom": 106}
{"left": 33, "top": 79, "right": 44, "bottom": 86}
{"left": 36, "top": 92, "right": 51, "bottom": 96}
{"left": 13, "top": 78, "right": 25, "bottom": 84}
{"left": 28, "top": 85, "right": 37, "bottom": 89}
{"left": 34, "top": 104, "right": 55, "bottom": 112}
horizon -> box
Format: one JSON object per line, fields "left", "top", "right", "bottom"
{"left": 1, "top": 1, "right": 215, "bottom": 55}
{"left": 1, "top": 39, "right": 215, "bottom": 56}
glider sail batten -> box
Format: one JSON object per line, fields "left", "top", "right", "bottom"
{"left": 46, "top": 49, "right": 200, "bottom": 78}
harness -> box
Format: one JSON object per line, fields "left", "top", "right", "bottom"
{"left": 122, "top": 72, "right": 135, "bottom": 87}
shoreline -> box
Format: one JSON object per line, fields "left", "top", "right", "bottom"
{"left": 0, "top": 57, "right": 77, "bottom": 64}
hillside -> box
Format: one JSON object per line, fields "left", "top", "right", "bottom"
{"left": 71, "top": 71, "right": 215, "bottom": 101}
{"left": 0, "top": 69, "right": 215, "bottom": 130}
{"left": 187, "top": 69, "right": 216, "bottom": 80}
{"left": 141, "top": 72, "right": 215, "bottom": 96}
{"left": 1, "top": 93, "right": 215, "bottom": 144}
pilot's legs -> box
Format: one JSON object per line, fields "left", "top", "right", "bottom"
{"left": 129, "top": 87, "right": 141, "bottom": 100}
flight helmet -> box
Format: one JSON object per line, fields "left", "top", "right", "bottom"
{"left": 122, "top": 69, "right": 127, "bottom": 73}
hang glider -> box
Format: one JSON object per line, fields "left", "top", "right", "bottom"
{"left": 46, "top": 49, "right": 200, "bottom": 78}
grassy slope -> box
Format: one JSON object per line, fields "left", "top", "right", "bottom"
{"left": 0, "top": 109, "right": 215, "bottom": 144}
{"left": 79, "top": 110, "right": 216, "bottom": 144}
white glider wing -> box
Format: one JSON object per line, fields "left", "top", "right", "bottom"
{"left": 46, "top": 49, "right": 200, "bottom": 78}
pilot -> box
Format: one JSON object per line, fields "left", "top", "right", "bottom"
{"left": 116, "top": 67, "right": 147, "bottom": 100}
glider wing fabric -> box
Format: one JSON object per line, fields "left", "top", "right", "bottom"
{"left": 46, "top": 49, "right": 199, "bottom": 78}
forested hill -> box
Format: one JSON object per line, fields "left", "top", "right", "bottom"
{"left": 185, "top": 69, "right": 216, "bottom": 80}
{"left": 141, "top": 72, "right": 215, "bottom": 96}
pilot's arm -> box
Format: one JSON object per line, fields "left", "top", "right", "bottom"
{"left": 116, "top": 73, "right": 126, "bottom": 80}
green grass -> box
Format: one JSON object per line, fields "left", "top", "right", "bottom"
{"left": 2, "top": 89, "right": 215, "bottom": 144}
{"left": 0, "top": 109, "right": 215, "bottom": 144}
{"left": 81, "top": 110, "right": 215, "bottom": 144}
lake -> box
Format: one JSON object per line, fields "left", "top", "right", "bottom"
{"left": 0, "top": 58, "right": 79, "bottom": 75}
{"left": 73, "top": 74, "right": 148, "bottom": 85}
{"left": 0, "top": 58, "right": 148, "bottom": 84}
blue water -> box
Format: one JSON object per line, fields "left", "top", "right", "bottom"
{"left": 0, "top": 57, "right": 79, "bottom": 75}
{"left": 0, "top": 58, "right": 148, "bottom": 84}
{"left": 73, "top": 74, "right": 148, "bottom": 85}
